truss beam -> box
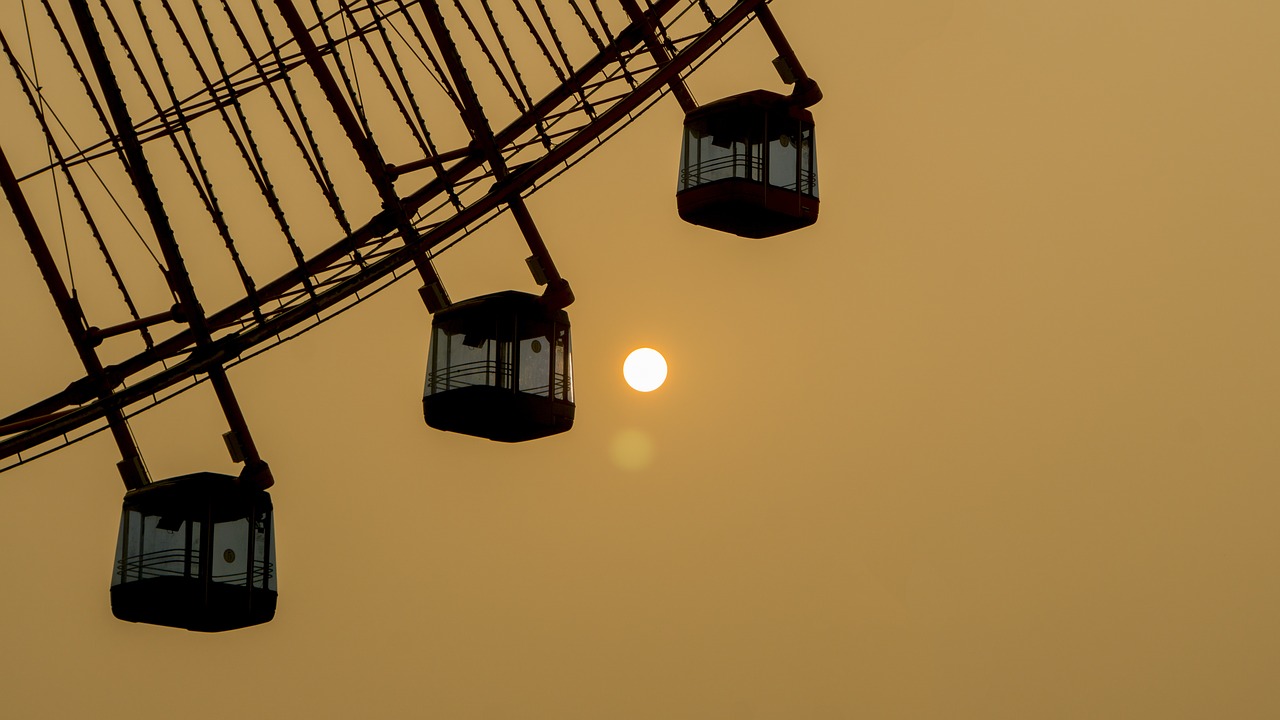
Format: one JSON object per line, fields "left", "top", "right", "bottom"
{"left": 0, "top": 0, "right": 777, "bottom": 465}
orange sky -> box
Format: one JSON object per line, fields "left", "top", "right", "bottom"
{"left": 2, "top": 1, "right": 1279, "bottom": 717}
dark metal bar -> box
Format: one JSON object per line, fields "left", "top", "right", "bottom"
{"left": 111, "top": 0, "right": 264, "bottom": 323}
{"left": 415, "top": 3, "right": 500, "bottom": 170}
{"left": 365, "top": 1, "right": 466, "bottom": 213}
{"left": 618, "top": 0, "right": 697, "bottom": 112}
{"left": 271, "top": 0, "right": 447, "bottom": 302}
{"left": 754, "top": 3, "right": 822, "bottom": 107}
{"left": 13, "top": 0, "right": 701, "bottom": 393}
{"left": 0, "top": 409, "right": 76, "bottom": 437}
{"left": 239, "top": 0, "right": 356, "bottom": 235}
{"left": 179, "top": 0, "right": 315, "bottom": 293}
{"left": 417, "top": 0, "right": 572, "bottom": 306}
{"left": 68, "top": 0, "right": 272, "bottom": 488}
{"left": 271, "top": 0, "right": 381, "bottom": 184}
{"left": 385, "top": 145, "right": 475, "bottom": 177}
{"left": 0, "top": 0, "right": 765, "bottom": 462}
{"left": 136, "top": 0, "right": 692, "bottom": 338}
{"left": 88, "top": 308, "right": 180, "bottom": 344}
{"left": 0, "top": 142, "right": 147, "bottom": 489}
{"left": 0, "top": 25, "right": 155, "bottom": 349}
{"left": 342, "top": 2, "right": 431, "bottom": 156}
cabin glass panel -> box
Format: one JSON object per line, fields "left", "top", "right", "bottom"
{"left": 426, "top": 321, "right": 504, "bottom": 393}
{"left": 799, "top": 125, "right": 818, "bottom": 197}
{"left": 427, "top": 312, "right": 570, "bottom": 402}
{"left": 112, "top": 509, "right": 203, "bottom": 587}
{"left": 518, "top": 335, "right": 551, "bottom": 395}
{"left": 767, "top": 122, "right": 800, "bottom": 193}
{"left": 553, "top": 325, "right": 573, "bottom": 403}
{"left": 210, "top": 510, "right": 275, "bottom": 591}
{"left": 678, "top": 103, "right": 818, "bottom": 198}
{"left": 765, "top": 119, "right": 818, "bottom": 197}
{"left": 679, "top": 116, "right": 765, "bottom": 191}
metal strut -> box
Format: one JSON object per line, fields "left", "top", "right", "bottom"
{"left": 67, "top": 0, "right": 272, "bottom": 488}
{"left": 0, "top": 144, "right": 147, "bottom": 489}
{"left": 417, "top": 0, "right": 574, "bottom": 308}
{"left": 0, "top": 0, "right": 770, "bottom": 463}
{"left": 271, "top": 0, "right": 451, "bottom": 311}
{"left": 618, "top": 0, "right": 697, "bottom": 113}
{"left": 754, "top": 3, "right": 822, "bottom": 107}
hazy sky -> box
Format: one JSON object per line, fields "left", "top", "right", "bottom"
{"left": 2, "top": 1, "right": 1279, "bottom": 717}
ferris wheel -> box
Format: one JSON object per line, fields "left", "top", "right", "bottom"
{"left": 0, "top": 0, "right": 821, "bottom": 631}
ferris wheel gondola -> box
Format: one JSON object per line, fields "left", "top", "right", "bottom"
{"left": 677, "top": 6, "right": 822, "bottom": 237}
{"left": 0, "top": 0, "right": 821, "bottom": 630}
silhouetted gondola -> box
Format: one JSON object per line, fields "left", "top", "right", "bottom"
{"left": 424, "top": 291, "right": 574, "bottom": 442}
{"left": 677, "top": 89, "right": 819, "bottom": 238}
{"left": 111, "top": 473, "right": 276, "bottom": 632}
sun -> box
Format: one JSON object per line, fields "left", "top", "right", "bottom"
{"left": 623, "top": 348, "right": 668, "bottom": 392}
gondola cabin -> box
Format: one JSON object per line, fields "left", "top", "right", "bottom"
{"left": 111, "top": 472, "right": 276, "bottom": 632}
{"left": 677, "top": 89, "right": 819, "bottom": 238}
{"left": 424, "top": 291, "right": 574, "bottom": 442}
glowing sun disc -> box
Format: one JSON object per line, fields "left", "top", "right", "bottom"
{"left": 623, "top": 348, "right": 668, "bottom": 392}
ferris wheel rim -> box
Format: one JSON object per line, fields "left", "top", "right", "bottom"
{"left": 0, "top": 0, "right": 784, "bottom": 472}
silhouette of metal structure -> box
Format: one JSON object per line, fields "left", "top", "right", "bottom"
{"left": 0, "top": 0, "right": 819, "bottom": 629}
{"left": 1, "top": 0, "right": 819, "bottom": 478}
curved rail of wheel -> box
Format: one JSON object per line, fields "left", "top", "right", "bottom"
{"left": 0, "top": 0, "right": 770, "bottom": 471}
